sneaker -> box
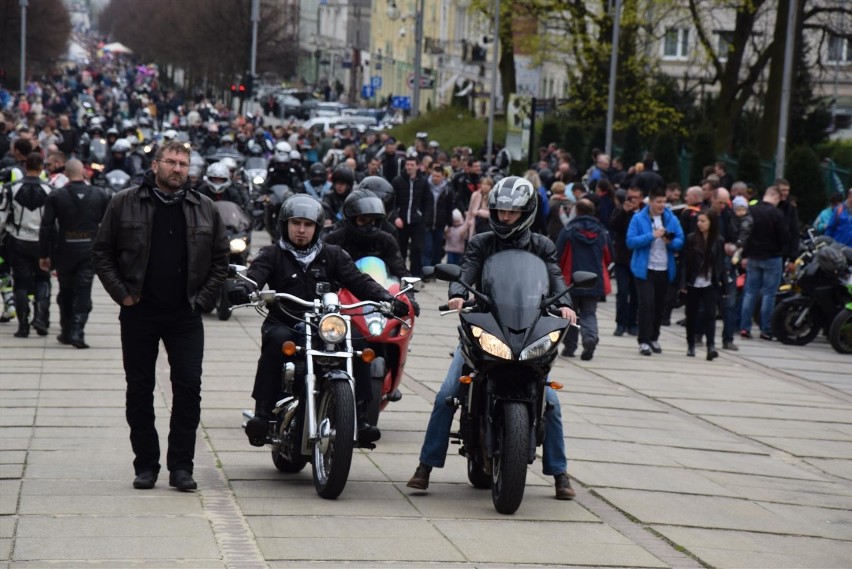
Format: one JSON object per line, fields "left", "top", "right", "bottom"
{"left": 740, "top": 329, "right": 752, "bottom": 339}
{"left": 722, "top": 340, "right": 739, "bottom": 351}
{"left": 407, "top": 463, "right": 432, "bottom": 490}
{"left": 639, "top": 343, "right": 652, "bottom": 356}
{"left": 554, "top": 473, "right": 575, "bottom": 500}
{"left": 650, "top": 341, "right": 662, "bottom": 354}
{"left": 759, "top": 332, "right": 773, "bottom": 341}
{"left": 560, "top": 346, "right": 575, "bottom": 358}
{"left": 613, "top": 324, "right": 625, "bottom": 337}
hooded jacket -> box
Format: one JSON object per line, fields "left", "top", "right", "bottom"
{"left": 626, "top": 205, "right": 684, "bottom": 282}
{"left": 427, "top": 178, "right": 453, "bottom": 230}
{"left": 555, "top": 214, "right": 613, "bottom": 297}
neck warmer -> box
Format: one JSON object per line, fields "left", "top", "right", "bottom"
{"left": 279, "top": 238, "right": 322, "bottom": 268}
{"left": 152, "top": 186, "right": 186, "bottom": 205}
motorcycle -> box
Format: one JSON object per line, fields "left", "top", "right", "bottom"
{"left": 231, "top": 265, "right": 422, "bottom": 499}
{"left": 432, "top": 250, "right": 596, "bottom": 514}
{"left": 771, "top": 241, "right": 852, "bottom": 345}
{"left": 262, "top": 184, "right": 293, "bottom": 240}
{"left": 214, "top": 201, "right": 252, "bottom": 321}
{"left": 243, "top": 157, "right": 269, "bottom": 231}
{"left": 104, "top": 169, "right": 131, "bottom": 195}
{"left": 338, "top": 257, "right": 417, "bottom": 427}
{"left": 828, "top": 277, "right": 852, "bottom": 354}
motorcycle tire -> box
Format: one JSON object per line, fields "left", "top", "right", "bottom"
{"left": 312, "top": 381, "right": 356, "bottom": 499}
{"left": 491, "top": 402, "right": 530, "bottom": 515}
{"left": 771, "top": 299, "right": 819, "bottom": 346}
{"left": 829, "top": 309, "right": 852, "bottom": 354}
{"left": 467, "top": 457, "right": 491, "bottom": 489}
{"left": 217, "top": 286, "right": 232, "bottom": 321}
{"left": 366, "top": 377, "right": 382, "bottom": 428}
{"left": 272, "top": 450, "right": 308, "bottom": 473}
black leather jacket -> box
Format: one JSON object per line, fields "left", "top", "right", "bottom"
{"left": 246, "top": 242, "right": 396, "bottom": 326}
{"left": 681, "top": 233, "right": 727, "bottom": 290}
{"left": 323, "top": 226, "right": 411, "bottom": 279}
{"left": 449, "top": 231, "right": 572, "bottom": 308}
{"left": 92, "top": 171, "right": 230, "bottom": 311}
{"left": 39, "top": 180, "right": 111, "bottom": 258}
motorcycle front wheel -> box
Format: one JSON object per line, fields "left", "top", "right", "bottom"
{"left": 771, "top": 299, "right": 819, "bottom": 345}
{"left": 491, "top": 402, "right": 529, "bottom": 515}
{"left": 312, "top": 381, "right": 356, "bottom": 499}
{"left": 366, "top": 377, "right": 383, "bottom": 428}
{"left": 216, "top": 285, "right": 232, "bottom": 321}
{"left": 829, "top": 309, "right": 852, "bottom": 354}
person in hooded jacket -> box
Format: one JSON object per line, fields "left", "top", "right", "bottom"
{"left": 424, "top": 163, "right": 454, "bottom": 266}
{"left": 556, "top": 198, "right": 613, "bottom": 360}
{"left": 321, "top": 164, "right": 355, "bottom": 229}
{"left": 391, "top": 155, "right": 433, "bottom": 277}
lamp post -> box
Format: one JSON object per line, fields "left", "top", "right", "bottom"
{"left": 775, "top": 0, "right": 798, "bottom": 180}
{"left": 605, "top": 0, "right": 622, "bottom": 158}
{"left": 20, "top": 0, "right": 28, "bottom": 92}
{"left": 485, "top": 0, "right": 499, "bottom": 165}
{"left": 387, "top": 0, "right": 424, "bottom": 116}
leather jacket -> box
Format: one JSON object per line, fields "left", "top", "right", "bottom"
{"left": 323, "top": 226, "right": 411, "bottom": 279}
{"left": 92, "top": 171, "right": 230, "bottom": 311}
{"left": 449, "top": 231, "right": 572, "bottom": 308}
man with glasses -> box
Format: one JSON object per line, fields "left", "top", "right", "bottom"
{"left": 93, "top": 141, "right": 229, "bottom": 492}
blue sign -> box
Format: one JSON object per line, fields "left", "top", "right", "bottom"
{"left": 370, "top": 75, "right": 382, "bottom": 89}
{"left": 391, "top": 96, "right": 411, "bottom": 110}
{"left": 361, "top": 85, "right": 375, "bottom": 99}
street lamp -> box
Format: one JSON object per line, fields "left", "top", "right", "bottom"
{"left": 387, "top": 0, "right": 424, "bottom": 117}
{"left": 20, "top": 0, "right": 28, "bottom": 92}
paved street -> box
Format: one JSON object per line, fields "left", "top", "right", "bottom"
{"left": 2, "top": 232, "right": 852, "bottom": 568}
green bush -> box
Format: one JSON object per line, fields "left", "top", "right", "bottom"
{"left": 689, "top": 127, "right": 717, "bottom": 185}
{"left": 620, "top": 124, "right": 643, "bottom": 167}
{"left": 653, "top": 130, "right": 679, "bottom": 186}
{"left": 785, "top": 145, "right": 825, "bottom": 225}
{"left": 561, "top": 122, "right": 586, "bottom": 167}
{"left": 387, "top": 107, "right": 506, "bottom": 156}
{"left": 737, "top": 147, "right": 764, "bottom": 192}
{"left": 539, "top": 119, "right": 562, "bottom": 147}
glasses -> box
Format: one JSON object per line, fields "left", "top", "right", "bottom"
{"left": 158, "top": 158, "right": 189, "bottom": 170}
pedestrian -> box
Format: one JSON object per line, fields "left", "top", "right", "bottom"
{"left": 38, "top": 159, "right": 110, "bottom": 348}
{"left": 92, "top": 140, "right": 229, "bottom": 491}
{"left": 776, "top": 179, "right": 800, "bottom": 268}
{"left": 391, "top": 155, "right": 433, "bottom": 276}
{"left": 1, "top": 152, "right": 53, "bottom": 338}
{"left": 626, "top": 186, "right": 684, "bottom": 356}
{"left": 681, "top": 209, "right": 726, "bottom": 360}
{"left": 467, "top": 175, "right": 493, "bottom": 237}
{"left": 443, "top": 209, "right": 468, "bottom": 265}
{"left": 739, "top": 186, "right": 790, "bottom": 340}
{"left": 609, "top": 185, "right": 642, "bottom": 336}
{"left": 424, "top": 164, "right": 453, "bottom": 266}
{"left": 556, "top": 198, "right": 613, "bottom": 360}
{"left": 546, "top": 181, "right": 574, "bottom": 243}
{"left": 826, "top": 188, "right": 852, "bottom": 246}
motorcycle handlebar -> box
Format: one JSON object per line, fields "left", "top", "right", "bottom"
{"left": 248, "top": 290, "right": 391, "bottom": 313}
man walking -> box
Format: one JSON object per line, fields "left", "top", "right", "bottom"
{"left": 93, "top": 141, "right": 229, "bottom": 491}
{"left": 39, "top": 159, "right": 110, "bottom": 348}
{"left": 391, "top": 155, "right": 432, "bottom": 276}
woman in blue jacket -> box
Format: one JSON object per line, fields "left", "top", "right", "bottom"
{"left": 626, "top": 187, "right": 684, "bottom": 356}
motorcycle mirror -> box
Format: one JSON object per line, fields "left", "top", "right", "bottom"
{"left": 572, "top": 271, "right": 599, "bottom": 289}
{"left": 434, "top": 263, "right": 462, "bottom": 282}
{"left": 228, "top": 264, "right": 247, "bottom": 278}
{"left": 401, "top": 277, "right": 423, "bottom": 292}
{"left": 421, "top": 265, "right": 436, "bottom": 282}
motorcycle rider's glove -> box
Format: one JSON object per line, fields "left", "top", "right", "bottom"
{"left": 406, "top": 293, "right": 421, "bottom": 317}
{"left": 227, "top": 282, "right": 251, "bottom": 305}
{"left": 391, "top": 298, "right": 410, "bottom": 318}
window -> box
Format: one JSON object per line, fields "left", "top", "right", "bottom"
{"left": 717, "top": 31, "right": 734, "bottom": 61}
{"left": 827, "top": 34, "right": 851, "bottom": 64}
{"left": 663, "top": 28, "right": 689, "bottom": 60}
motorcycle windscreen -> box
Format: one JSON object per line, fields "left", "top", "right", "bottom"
{"left": 355, "top": 256, "right": 398, "bottom": 289}
{"left": 245, "top": 157, "right": 267, "bottom": 171}
{"left": 215, "top": 201, "right": 252, "bottom": 233}
{"left": 481, "top": 249, "right": 549, "bottom": 331}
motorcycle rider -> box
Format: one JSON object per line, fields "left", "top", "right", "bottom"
{"left": 106, "top": 138, "right": 133, "bottom": 175}
{"left": 406, "top": 176, "right": 580, "bottom": 500}
{"left": 265, "top": 141, "right": 301, "bottom": 190}
{"left": 321, "top": 164, "right": 355, "bottom": 228}
{"left": 198, "top": 161, "right": 249, "bottom": 210}
{"left": 233, "top": 195, "right": 411, "bottom": 446}
{"left": 302, "top": 162, "right": 331, "bottom": 200}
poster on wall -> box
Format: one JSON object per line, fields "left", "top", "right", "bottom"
{"left": 506, "top": 94, "right": 532, "bottom": 163}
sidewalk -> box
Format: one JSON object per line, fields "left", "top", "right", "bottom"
{"left": 2, "top": 253, "right": 852, "bottom": 568}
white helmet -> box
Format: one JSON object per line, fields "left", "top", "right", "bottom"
{"left": 162, "top": 129, "right": 178, "bottom": 141}
{"left": 289, "top": 149, "right": 301, "bottom": 161}
{"left": 205, "top": 162, "right": 232, "bottom": 193}
{"left": 274, "top": 141, "right": 292, "bottom": 163}
{"left": 221, "top": 156, "right": 238, "bottom": 174}
{"left": 111, "top": 139, "right": 132, "bottom": 153}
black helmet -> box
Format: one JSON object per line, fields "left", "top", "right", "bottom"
{"left": 309, "top": 162, "right": 327, "bottom": 184}
{"left": 343, "top": 188, "right": 386, "bottom": 238}
{"left": 278, "top": 194, "right": 325, "bottom": 247}
{"left": 331, "top": 164, "right": 355, "bottom": 187}
{"left": 487, "top": 176, "right": 538, "bottom": 242}
{"left": 357, "top": 176, "right": 395, "bottom": 217}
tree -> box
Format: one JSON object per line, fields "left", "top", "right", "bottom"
{"left": 737, "top": 146, "right": 764, "bottom": 192}
{"left": 0, "top": 0, "right": 70, "bottom": 89}
{"left": 689, "top": 127, "right": 716, "bottom": 186}
{"left": 653, "top": 129, "right": 679, "bottom": 187}
{"left": 785, "top": 145, "right": 825, "bottom": 225}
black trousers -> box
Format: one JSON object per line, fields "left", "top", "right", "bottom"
{"left": 686, "top": 286, "right": 718, "bottom": 348}
{"left": 397, "top": 222, "right": 425, "bottom": 277}
{"left": 120, "top": 304, "right": 204, "bottom": 475}
{"left": 56, "top": 247, "right": 96, "bottom": 323}
{"left": 8, "top": 238, "right": 51, "bottom": 318}
{"left": 253, "top": 321, "right": 372, "bottom": 405}
{"left": 635, "top": 269, "right": 669, "bottom": 345}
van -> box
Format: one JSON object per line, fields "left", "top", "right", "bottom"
{"left": 302, "top": 115, "right": 379, "bottom": 134}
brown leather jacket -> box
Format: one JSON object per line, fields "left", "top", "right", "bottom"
{"left": 92, "top": 174, "right": 229, "bottom": 311}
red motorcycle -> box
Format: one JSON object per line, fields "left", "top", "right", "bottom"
{"left": 338, "top": 257, "right": 420, "bottom": 427}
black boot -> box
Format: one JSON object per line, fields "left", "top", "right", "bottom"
{"left": 13, "top": 290, "right": 29, "bottom": 338}
{"left": 245, "top": 400, "right": 272, "bottom": 447}
{"left": 69, "top": 313, "right": 89, "bottom": 349}
{"left": 31, "top": 282, "right": 50, "bottom": 336}
{"left": 57, "top": 290, "right": 73, "bottom": 344}
{"left": 357, "top": 400, "right": 380, "bottom": 446}
{"left": 686, "top": 343, "right": 695, "bottom": 357}
{"left": 706, "top": 344, "right": 719, "bottom": 361}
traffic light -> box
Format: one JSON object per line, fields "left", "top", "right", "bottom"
{"left": 230, "top": 84, "right": 237, "bottom": 94}
{"left": 244, "top": 73, "right": 254, "bottom": 97}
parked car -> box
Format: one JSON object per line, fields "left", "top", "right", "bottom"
{"left": 312, "top": 102, "right": 349, "bottom": 118}
{"left": 302, "top": 115, "right": 379, "bottom": 135}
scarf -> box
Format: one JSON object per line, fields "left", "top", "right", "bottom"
{"left": 280, "top": 238, "right": 322, "bottom": 269}
{"left": 151, "top": 186, "right": 186, "bottom": 205}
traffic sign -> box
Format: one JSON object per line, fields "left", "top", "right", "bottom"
{"left": 391, "top": 96, "right": 411, "bottom": 110}
{"left": 406, "top": 73, "right": 434, "bottom": 90}
{"left": 361, "top": 85, "right": 375, "bottom": 99}
{"left": 370, "top": 76, "right": 382, "bottom": 89}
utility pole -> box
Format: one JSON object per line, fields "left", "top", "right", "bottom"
{"left": 605, "top": 0, "right": 622, "bottom": 158}
{"left": 775, "top": 0, "right": 798, "bottom": 179}
{"left": 412, "top": 0, "right": 425, "bottom": 117}
{"left": 486, "top": 0, "right": 499, "bottom": 165}
{"left": 20, "top": 0, "right": 28, "bottom": 92}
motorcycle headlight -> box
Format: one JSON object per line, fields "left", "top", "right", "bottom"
{"left": 471, "top": 326, "right": 512, "bottom": 360}
{"left": 229, "top": 238, "right": 247, "bottom": 254}
{"left": 253, "top": 175, "right": 265, "bottom": 185}
{"left": 319, "top": 314, "right": 347, "bottom": 344}
{"left": 519, "top": 331, "right": 562, "bottom": 361}
{"left": 368, "top": 320, "right": 384, "bottom": 336}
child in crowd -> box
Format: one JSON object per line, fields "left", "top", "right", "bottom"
{"left": 444, "top": 209, "right": 468, "bottom": 265}
{"left": 730, "top": 196, "right": 753, "bottom": 266}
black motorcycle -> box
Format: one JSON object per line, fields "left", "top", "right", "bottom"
{"left": 215, "top": 201, "right": 252, "bottom": 321}
{"left": 432, "top": 250, "right": 596, "bottom": 514}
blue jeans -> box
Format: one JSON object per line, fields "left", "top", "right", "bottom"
{"left": 562, "top": 295, "right": 598, "bottom": 354}
{"left": 423, "top": 227, "right": 445, "bottom": 267}
{"left": 418, "top": 347, "right": 568, "bottom": 476}
{"left": 739, "top": 256, "right": 782, "bottom": 335}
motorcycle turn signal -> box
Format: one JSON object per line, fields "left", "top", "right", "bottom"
{"left": 360, "top": 348, "right": 376, "bottom": 363}
{"left": 281, "top": 341, "right": 298, "bottom": 356}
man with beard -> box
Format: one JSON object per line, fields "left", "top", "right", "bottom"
{"left": 93, "top": 141, "right": 229, "bottom": 492}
